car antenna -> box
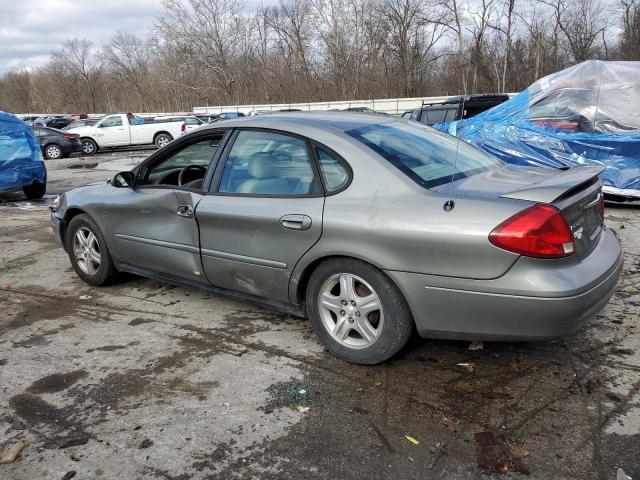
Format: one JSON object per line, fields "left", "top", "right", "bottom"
{"left": 443, "top": 61, "right": 470, "bottom": 212}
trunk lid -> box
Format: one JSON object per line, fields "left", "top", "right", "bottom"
{"left": 432, "top": 165, "right": 605, "bottom": 258}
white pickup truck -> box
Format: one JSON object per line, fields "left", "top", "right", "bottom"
{"left": 68, "top": 113, "right": 187, "bottom": 155}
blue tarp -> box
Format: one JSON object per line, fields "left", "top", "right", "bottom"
{"left": 0, "top": 111, "right": 46, "bottom": 194}
{"left": 435, "top": 61, "right": 640, "bottom": 197}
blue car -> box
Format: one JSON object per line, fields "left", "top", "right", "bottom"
{"left": 0, "top": 112, "right": 47, "bottom": 199}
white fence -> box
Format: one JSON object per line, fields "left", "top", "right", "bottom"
{"left": 193, "top": 95, "right": 461, "bottom": 115}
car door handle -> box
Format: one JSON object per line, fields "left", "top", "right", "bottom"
{"left": 176, "top": 205, "right": 194, "bottom": 218}
{"left": 280, "top": 214, "right": 312, "bottom": 231}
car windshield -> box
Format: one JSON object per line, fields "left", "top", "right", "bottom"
{"left": 346, "top": 122, "right": 503, "bottom": 189}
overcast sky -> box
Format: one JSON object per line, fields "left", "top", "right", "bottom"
{"left": 0, "top": 0, "right": 276, "bottom": 73}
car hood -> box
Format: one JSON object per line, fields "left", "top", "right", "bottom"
{"left": 66, "top": 125, "right": 96, "bottom": 135}
{"left": 431, "top": 165, "right": 604, "bottom": 203}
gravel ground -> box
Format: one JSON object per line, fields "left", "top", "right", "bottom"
{"left": 0, "top": 149, "right": 639, "bottom": 480}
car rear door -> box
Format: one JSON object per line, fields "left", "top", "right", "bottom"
{"left": 195, "top": 128, "right": 325, "bottom": 303}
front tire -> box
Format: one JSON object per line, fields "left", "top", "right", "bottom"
{"left": 305, "top": 258, "right": 413, "bottom": 364}
{"left": 81, "top": 138, "right": 97, "bottom": 156}
{"left": 154, "top": 133, "right": 172, "bottom": 149}
{"left": 65, "top": 214, "right": 119, "bottom": 286}
{"left": 44, "top": 144, "right": 63, "bottom": 159}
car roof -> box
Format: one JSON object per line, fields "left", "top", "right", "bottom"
{"left": 199, "top": 111, "right": 396, "bottom": 134}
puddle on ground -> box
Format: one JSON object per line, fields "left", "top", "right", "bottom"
{"left": 0, "top": 195, "right": 57, "bottom": 209}
{"left": 67, "top": 163, "right": 99, "bottom": 169}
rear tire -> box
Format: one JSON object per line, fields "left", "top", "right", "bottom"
{"left": 154, "top": 133, "right": 172, "bottom": 149}
{"left": 305, "top": 258, "right": 413, "bottom": 364}
{"left": 23, "top": 181, "right": 46, "bottom": 199}
{"left": 81, "top": 138, "right": 97, "bottom": 156}
{"left": 44, "top": 144, "right": 63, "bottom": 159}
{"left": 65, "top": 214, "right": 119, "bottom": 286}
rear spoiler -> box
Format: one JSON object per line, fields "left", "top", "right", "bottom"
{"left": 501, "top": 166, "right": 605, "bottom": 203}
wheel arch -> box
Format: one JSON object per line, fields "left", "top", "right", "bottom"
{"left": 60, "top": 207, "right": 98, "bottom": 250}
{"left": 80, "top": 137, "right": 99, "bottom": 152}
{"left": 291, "top": 253, "right": 388, "bottom": 307}
{"left": 153, "top": 131, "right": 173, "bottom": 141}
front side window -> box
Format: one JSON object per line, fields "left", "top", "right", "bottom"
{"left": 219, "top": 130, "right": 316, "bottom": 196}
{"left": 316, "top": 148, "right": 349, "bottom": 192}
{"left": 143, "top": 134, "right": 224, "bottom": 187}
{"left": 100, "top": 116, "right": 123, "bottom": 128}
{"left": 346, "top": 122, "right": 502, "bottom": 189}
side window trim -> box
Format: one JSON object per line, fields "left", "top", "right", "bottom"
{"left": 208, "top": 127, "right": 324, "bottom": 198}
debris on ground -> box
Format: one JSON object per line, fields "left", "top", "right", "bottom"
{"left": 457, "top": 362, "right": 476, "bottom": 372}
{"left": 442, "top": 416, "right": 460, "bottom": 434}
{"left": 454, "top": 380, "right": 474, "bottom": 392}
{"left": 429, "top": 442, "right": 446, "bottom": 469}
{"left": 616, "top": 467, "right": 632, "bottom": 480}
{"left": 511, "top": 362, "right": 524, "bottom": 372}
{"left": 231, "top": 348, "right": 249, "bottom": 357}
{"left": 79, "top": 295, "right": 93, "bottom": 300}
{"left": 482, "top": 390, "right": 513, "bottom": 400}
{"left": 468, "top": 341, "right": 484, "bottom": 351}
{"left": 11, "top": 417, "right": 26, "bottom": 430}
{"left": 474, "top": 432, "right": 531, "bottom": 475}
{"left": 58, "top": 437, "right": 89, "bottom": 449}
{"left": 404, "top": 435, "right": 420, "bottom": 445}
{"left": 510, "top": 445, "right": 530, "bottom": 459}
{"left": 2, "top": 284, "right": 11, "bottom": 290}
{"left": 139, "top": 439, "right": 153, "bottom": 449}
{"left": 61, "top": 471, "right": 76, "bottom": 480}
{"left": 295, "top": 405, "right": 310, "bottom": 413}
{"left": 628, "top": 300, "right": 637, "bottom": 306}
{"left": 0, "top": 440, "right": 26, "bottom": 464}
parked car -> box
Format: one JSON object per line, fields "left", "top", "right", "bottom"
{"left": 51, "top": 112, "right": 621, "bottom": 364}
{"left": 407, "top": 94, "right": 510, "bottom": 125}
{"left": 62, "top": 118, "right": 99, "bottom": 131}
{"left": 344, "top": 107, "right": 375, "bottom": 113}
{"left": 153, "top": 115, "right": 204, "bottom": 133}
{"left": 31, "top": 126, "right": 82, "bottom": 159}
{"left": 208, "top": 112, "right": 246, "bottom": 122}
{"left": 68, "top": 113, "right": 89, "bottom": 122}
{"left": 44, "top": 117, "right": 73, "bottom": 130}
{"left": 32, "top": 116, "right": 57, "bottom": 127}
{"left": 66, "top": 113, "right": 188, "bottom": 155}
{"left": 19, "top": 115, "right": 40, "bottom": 126}
{"left": 435, "top": 61, "right": 640, "bottom": 200}
{"left": 0, "top": 112, "right": 46, "bottom": 199}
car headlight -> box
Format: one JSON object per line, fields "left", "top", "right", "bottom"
{"left": 51, "top": 194, "right": 62, "bottom": 211}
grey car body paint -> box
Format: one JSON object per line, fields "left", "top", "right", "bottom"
{"left": 52, "top": 113, "right": 623, "bottom": 341}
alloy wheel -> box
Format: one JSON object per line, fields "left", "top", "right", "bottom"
{"left": 46, "top": 145, "right": 62, "bottom": 159}
{"left": 81, "top": 141, "right": 95, "bottom": 154}
{"left": 157, "top": 135, "right": 170, "bottom": 148}
{"left": 73, "top": 227, "right": 101, "bottom": 276}
{"left": 318, "top": 273, "right": 384, "bottom": 349}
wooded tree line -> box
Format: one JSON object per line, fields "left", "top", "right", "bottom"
{"left": 1, "top": 0, "right": 639, "bottom": 114}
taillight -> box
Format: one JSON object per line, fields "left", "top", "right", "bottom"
{"left": 598, "top": 192, "right": 605, "bottom": 220}
{"left": 63, "top": 133, "right": 78, "bottom": 139}
{"left": 181, "top": 122, "right": 186, "bottom": 132}
{"left": 489, "top": 204, "right": 575, "bottom": 258}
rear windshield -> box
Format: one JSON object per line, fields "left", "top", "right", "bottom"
{"left": 346, "top": 122, "right": 502, "bottom": 189}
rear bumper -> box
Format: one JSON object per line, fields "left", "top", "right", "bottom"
{"left": 386, "top": 227, "right": 623, "bottom": 340}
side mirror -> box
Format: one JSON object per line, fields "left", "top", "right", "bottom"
{"left": 111, "top": 171, "right": 135, "bottom": 188}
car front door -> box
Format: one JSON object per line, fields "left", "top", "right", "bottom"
{"left": 95, "top": 115, "right": 129, "bottom": 146}
{"left": 196, "top": 129, "right": 325, "bottom": 303}
{"left": 106, "top": 131, "right": 228, "bottom": 282}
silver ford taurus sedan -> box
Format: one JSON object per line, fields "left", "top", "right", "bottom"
{"left": 51, "top": 113, "right": 623, "bottom": 364}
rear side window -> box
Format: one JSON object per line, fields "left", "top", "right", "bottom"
{"left": 316, "top": 148, "right": 349, "bottom": 193}
{"left": 346, "top": 122, "right": 502, "bottom": 189}
{"left": 219, "top": 130, "right": 316, "bottom": 196}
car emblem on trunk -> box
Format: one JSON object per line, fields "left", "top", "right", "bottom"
{"left": 573, "top": 227, "right": 584, "bottom": 240}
